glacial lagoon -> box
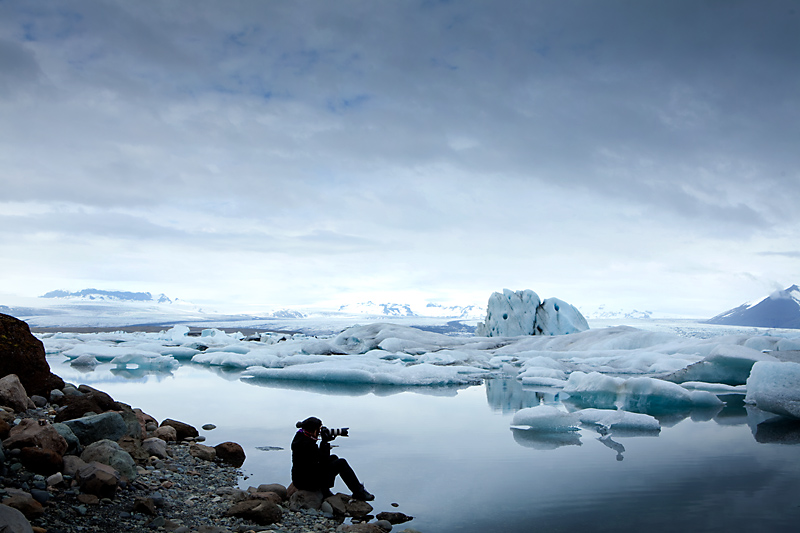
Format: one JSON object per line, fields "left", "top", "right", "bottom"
{"left": 47, "top": 330, "right": 800, "bottom": 533}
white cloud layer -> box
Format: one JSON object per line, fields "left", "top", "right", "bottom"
{"left": 1, "top": 0, "right": 799, "bottom": 315}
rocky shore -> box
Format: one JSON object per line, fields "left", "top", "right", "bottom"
{"left": 0, "top": 313, "right": 417, "bottom": 533}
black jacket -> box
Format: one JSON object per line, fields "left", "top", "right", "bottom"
{"left": 291, "top": 430, "right": 331, "bottom": 490}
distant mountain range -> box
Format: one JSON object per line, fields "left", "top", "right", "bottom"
{"left": 706, "top": 284, "right": 800, "bottom": 329}
{"left": 42, "top": 289, "right": 174, "bottom": 304}
{"left": 578, "top": 305, "right": 653, "bottom": 320}
{"left": 337, "top": 301, "right": 485, "bottom": 319}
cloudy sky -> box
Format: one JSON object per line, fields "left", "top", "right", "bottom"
{"left": 1, "top": 0, "right": 798, "bottom": 316}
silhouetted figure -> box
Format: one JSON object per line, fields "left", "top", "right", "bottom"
{"left": 291, "top": 416, "right": 374, "bottom": 501}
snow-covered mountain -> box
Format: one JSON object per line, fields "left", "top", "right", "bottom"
{"left": 42, "top": 289, "right": 174, "bottom": 304}
{"left": 579, "top": 305, "right": 654, "bottom": 320}
{"left": 337, "top": 301, "right": 484, "bottom": 319}
{"left": 706, "top": 285, "right": 800, "bottom": 329}
{"left": 1, "top": 289, "right": 483, "bottom": 329}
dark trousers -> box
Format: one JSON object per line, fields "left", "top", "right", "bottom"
{"left": 323, "top": 455, "right": 361, "bottom": 492}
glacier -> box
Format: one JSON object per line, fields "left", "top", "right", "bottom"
{"left": 38, "top": 320, "right": 800, "bottom": 419}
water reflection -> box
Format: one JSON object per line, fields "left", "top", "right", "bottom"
{"left": 485, "top": 377, "right": 560, "bottom": 412}
{"left": 598, "top": 434, "right": 626, "bottom": 461}
{"left": 753, "top": 417, "right": 800, "bottom": 444}
{"left": 510, "top": 427, "right": 582, "bottom": 449}
{"left": 241, "top": 375, "right": 466, "bottom": 398}
{"left": 110, "top": 367, "right": 173, "bottom": 380}
{"left": 50, "top": 357, "right": 800, "bottom": 450}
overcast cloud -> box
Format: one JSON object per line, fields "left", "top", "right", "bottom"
{"left": 1, "top": 0, "right": 798, "bottom": 316}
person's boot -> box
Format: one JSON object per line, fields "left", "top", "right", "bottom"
{"left": 351, "top": 485, "right": 374, "bottom": 501}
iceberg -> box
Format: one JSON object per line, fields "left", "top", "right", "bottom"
{"left": 510, "top": 405, "right": 580, "bottom": 432}
{"left": 475, "top": 289, "right": 589, "bottom": 337}
{"left": 745, "top": 361, "right": 800, "bottom": 419}
{"left": 575, "top": 408, "right": 661, "bottom": 434}
{"left": 563, "top": 371, "right": 722, "bottom": 414}
{"left": 664, "top": 344, "right": 778, "bottom": 386}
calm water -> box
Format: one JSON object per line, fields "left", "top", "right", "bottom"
{"left": 51, "top": 357, "right": 800, "bottom": 533}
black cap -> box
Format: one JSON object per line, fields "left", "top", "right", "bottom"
{"left": 296, "top": 417, "right": 322, "bottom": 431}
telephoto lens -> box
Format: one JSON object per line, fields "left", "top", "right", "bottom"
{"left": 321, "top": 426, "right": 349, "bottom": 440}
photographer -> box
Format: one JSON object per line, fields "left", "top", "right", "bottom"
{"left": 291, "top": 416, "right": 374, "bottom": 501}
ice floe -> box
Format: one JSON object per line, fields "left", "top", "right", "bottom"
{"left": 38, "top": 322, "right": 800, "bottom": 414}
{"left": 745, "top": 361, "right": 800, "bottom": 419}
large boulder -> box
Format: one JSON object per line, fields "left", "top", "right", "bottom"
{"left": 288, "top": 489, "right": 323, "bottom": 511}
{"left": 19, "top": 446, "right": 63, "bottom": 475}
{"left": 0, "top": 503, "right": 34, "bottom": 533}
{"left": 225, "top": 499, "right": 282, "bottom": 525}
{"left": 51, "top": 423, "right": 82, "bottom": 455}
{"left": 0, "top": 374, "right": 34, "bottom": 412}
{"left": 159, "top": 419, "right": 198, "bottom": 441}
{"left": 77, "top": 461, "right": 120, "bottom": 498}
{"left": 189, "top": 443, "right": 216, "bottom": 462}
{"left": 1, "top": 491, "right": 44, "bottom": 520}
{"left": 0, "top": 314, "right": 64, "bottom": 396}
{"left": 475, "top": 289, "right": 588, "bottom": 337}
{"left": 3, "top": 418, "right": 68, "bottom": 455}
{"left": 63, "top": 412, "right": 128, "bottom": 445}
{"left": 142, "top": 437, "right": 169, "bottom": 459}
{"left": 80, "top": 439, "right": 138, "bottom": 480}
{"left": 214, "top": 441, "right": 245, "bottom": 467}
{"left": 54, "top": 389, "right": 120, "bottom": 422}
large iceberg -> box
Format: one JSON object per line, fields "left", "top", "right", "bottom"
{"left": 562, "top": 371, "right": 723, "bottom": 414}
{"left": 475, "top": 289, "right": 589, "bottom": 337}
{"left": 745, "top": 361, "right": 800, "bottom": 419}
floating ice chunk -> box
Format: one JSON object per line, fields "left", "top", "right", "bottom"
{"left": 419, "top": 350, "right": 485, "bottom": 365}
{"left": 205, "top": 344, "right": 251, "bottom": 355}
{"left": 518, "top": 367, "right": 567, "bottom": 381}
{"left": 777, "top": 338, "right": 800, "bottom": 351}
{"left": 111, "top": 352, "right": 178, "bottom": 369}
{"left": 511, "top": 405, "right": 580, "bottom": 432}
{"left": 62, "top": 343, "right": 149, "bottom": 362}
{"left": 199, "top": 329, "right": 241, "bottom": 343}
{"left": 621, "top": 376, "right": 722, "bottom": 412}
{"left": 743, "top": 336, "right": 780, "bottom": 352}
{"left": 680, "top": 382, "right": 747, "bottom": 393}
{"left": 745, "top": 361, "right": 800, "bottom": 419}
{"left": 520, "top": 376, "right": 569, "bottom": 387}
{"left": 191, "top": 351, "right": 284, "bottom": 368}
{"left": 332, "top": 323, "right": 470, "bottom": 354}
{"left": 664, "top": 344, "right": 777, "bottom": 386}
{"left": 165, "top": 325, "right": 190, "bottom": 341}
{"left": 242, "top": 358, "right": 489, "bottom": 386}
{"left": 70, "top": 355, "right": 100, "bottom": 366}
{"left": 575, "top": 408, "right": 661, "bottom": 434}
{"left": 563, "top": 372, "right": 722, "bottom": 413}
{"left": 158, "top": 346, "right": 201, "bottom": 359}
{"left": 378, "top": 337, "right": 435, "bottom": 355}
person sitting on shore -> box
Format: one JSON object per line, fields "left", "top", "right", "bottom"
{"left": 291, "top": 416, "right": 375, "bottom": 501}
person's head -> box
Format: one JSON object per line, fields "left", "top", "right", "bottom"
{"left": 296, "top": 416, "right": 322, "bottom": 438}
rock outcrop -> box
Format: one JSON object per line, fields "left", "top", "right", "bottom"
{"left": 0, "top": 313, "right": 64, "bottom": 396}
{"left": 475, "top": 289, "right": 589, "bottom": 337}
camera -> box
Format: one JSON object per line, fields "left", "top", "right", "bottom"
{"left": 321, "top": 426, "right": 349, "bottom": 440}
